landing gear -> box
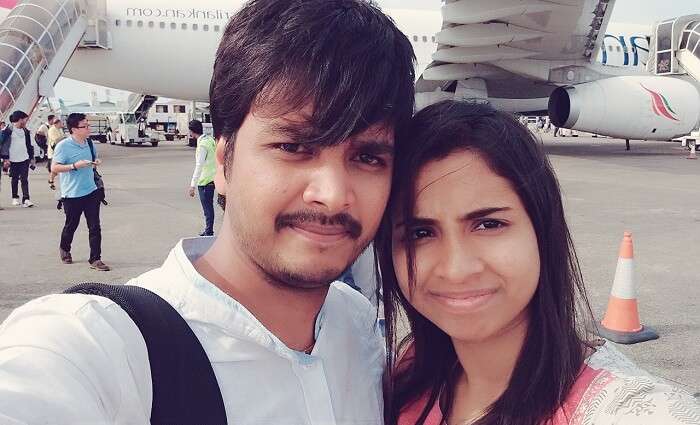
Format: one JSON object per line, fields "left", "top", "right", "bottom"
{"left": 625, "top": 139, "right": 630, "bottom": 151}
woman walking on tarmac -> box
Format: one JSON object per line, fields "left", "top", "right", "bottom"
{"left": 375, "top": 100, "right": 700, "bottom": 425}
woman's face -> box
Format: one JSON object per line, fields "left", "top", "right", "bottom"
{"left": 392, "top": 150, "right": 540, "bottom": 344}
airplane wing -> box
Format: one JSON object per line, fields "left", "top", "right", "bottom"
{"left": 417, "top": 0, "right": 619, "bottom": 112}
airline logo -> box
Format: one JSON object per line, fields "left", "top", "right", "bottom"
{"left": 0, "top": 0, "right": 17, "bottom": 9}
{"left": 640, "top": 84, "right": 679, "bottom": 122}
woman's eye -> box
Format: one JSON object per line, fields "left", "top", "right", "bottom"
{"left": 410, "top": 228, "right": 434, "bottom": 240}
{"left": 474, "top": 219, "right": 506, "bottom": 231}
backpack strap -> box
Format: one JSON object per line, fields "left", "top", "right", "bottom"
{"left": 63, "top": 283, "right": 227, "bottom": 425}
{"left": 86, "top": 138, "right": 96, "bottom": 162}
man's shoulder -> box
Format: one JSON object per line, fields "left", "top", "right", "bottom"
{"left": 0, "top": 291, "right": 147, "bottom": 363}
{"left": 328, "top": 282, "right": 381, "bottom": 336}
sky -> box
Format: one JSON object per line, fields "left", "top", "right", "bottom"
{"left": 54, "top": 0, "right": 699, "bottom": 104}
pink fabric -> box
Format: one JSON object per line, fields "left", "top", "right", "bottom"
{"left": 397, "top": 366, "right": 603, "bottom": 425}
{"left": 0, "top": 0, "right": 17, "bottom": 9}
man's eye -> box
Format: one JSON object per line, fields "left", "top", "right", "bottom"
{"left": 276, "top": 143, "right": 312, "bottom": 154}
{"left": 355, "top": 153, "right": 386, "bottom": 167}
{"left": 474, "top": 219, "right": 506, "bottom": 231}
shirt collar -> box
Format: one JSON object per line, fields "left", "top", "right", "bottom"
{"left": 131, "top": 237, "right": 343, "bottom": 362}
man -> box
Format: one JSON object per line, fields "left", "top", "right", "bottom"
{"left": 51, "top": 113, "right": 110, "bottom": 271}
{"left": 47, "top": 118, "right": 65, "bottom": 186}
{"left": 35, "top": 114, "right": 54, "bottom": 161}
{"left": 0, "top": 0, "right": 414, "bottom": 423}
{"left": 0, "top": 110, "right": 35, "bottom": 207}
{"left": 187, "top": 119, "right": 217, "bottom": 236}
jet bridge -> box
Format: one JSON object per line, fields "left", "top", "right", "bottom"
{"left": 650, "top": 15, "right": 700, "bottom": 82}
{"left": 0, "top": 0, "right": 109, "bottom": 118}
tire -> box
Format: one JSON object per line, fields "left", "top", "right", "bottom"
{"left": 151, "top": 141, "right": 159, "bottom": 147}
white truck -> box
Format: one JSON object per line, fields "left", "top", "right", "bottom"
{"left": 109, "top": 113, "right": 159, "bottom": 147}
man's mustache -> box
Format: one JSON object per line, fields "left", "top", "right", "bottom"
{"left": 275, "top": 210, "right": 362, "bottom": 239}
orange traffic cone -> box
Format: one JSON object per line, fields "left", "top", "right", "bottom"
{"left": 598, "top": 232, "right": 659, "bottom": 344}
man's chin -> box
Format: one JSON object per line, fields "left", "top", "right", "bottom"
{"left": 263, "top": 263, "right": 347, "bottom": 290}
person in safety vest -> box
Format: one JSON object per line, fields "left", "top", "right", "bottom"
{"left": 188, "top": 119, "right": 217, "bottom": 236}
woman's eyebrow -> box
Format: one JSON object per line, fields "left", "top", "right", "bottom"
{"left": 394, "top": 207, "right": 510, "bottom": 229}
{"left": 460, "top": 207, "right": 511, "bottom": 221}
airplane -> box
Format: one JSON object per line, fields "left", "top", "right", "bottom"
{"left": 0, "top": 0, "right": 698, "bottom": 142}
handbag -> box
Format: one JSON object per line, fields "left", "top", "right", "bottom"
{"left": 87, "top": 139, "right": 108, "bottom": 205}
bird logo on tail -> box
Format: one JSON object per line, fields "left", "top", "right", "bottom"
{"left": 640, "top": 84, "right": 680, "bottom": 122}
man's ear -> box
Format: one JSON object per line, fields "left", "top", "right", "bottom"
{"left": 214, "top": 136, "right": 228, "bottom": 196}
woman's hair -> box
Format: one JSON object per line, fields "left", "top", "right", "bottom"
{"left": 375, "top": 100, "right": 592, "bottom": 425}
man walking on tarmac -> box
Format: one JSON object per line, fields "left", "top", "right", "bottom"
{"left": 0, "top": 1, "right": 414, "bottom": 423}
{"left": 0, "top": 110, "right": 35, "bottom": 208}
{"left": 188, "top": 119, "right": 217, "bottom": 236}
{"left": 50, "top": 113, "right": 110, "bottom": 271}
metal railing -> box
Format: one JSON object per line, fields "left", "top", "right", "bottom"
{"left": 0, "top": 0, "right": 85, "bottom": 115}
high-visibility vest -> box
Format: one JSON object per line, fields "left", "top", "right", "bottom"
{"left": 197, "top": 135, "right": 217, "bottom": 186}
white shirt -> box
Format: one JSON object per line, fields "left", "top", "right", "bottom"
{"left": 0, "top": 238, "right": 385, "bottom": 425}
{"left": 8, "top": 126, "right": 28, "bottom": 162}
{"left": 190, "top": 134, "right": 208, "bottom": 187}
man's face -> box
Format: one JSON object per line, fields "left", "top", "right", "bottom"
{"left": 73, "top": 119, "right": 90, "bottom": 137}
{"left": 16, "top": 117, "right": 28, "bottom": 128}
{"left": 215, "top": 103, "right": 394, "bottom": 289}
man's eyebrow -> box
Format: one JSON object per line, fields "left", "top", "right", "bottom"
{"left": 351, "top": 139, "right": 395, "bottom": 156}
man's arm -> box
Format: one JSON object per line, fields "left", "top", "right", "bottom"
{"left": 51, "top": 144, "right": 93, "bottom": 174}
{"left": 0, "top": 294, "right": 152, "bottom": 423}
{"left": 51, "top": 159, "right": 93, "bottom": 174}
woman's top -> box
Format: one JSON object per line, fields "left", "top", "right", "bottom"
{"left": 398, "top": 342, "right": 699, "bottom": 425}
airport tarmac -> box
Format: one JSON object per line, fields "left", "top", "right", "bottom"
{"left": 0, "top": 135, "right": 698, "bottom": 396}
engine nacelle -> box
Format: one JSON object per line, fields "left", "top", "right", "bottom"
{"left": 548, "top": 76, "right": 700, "bottom": 140}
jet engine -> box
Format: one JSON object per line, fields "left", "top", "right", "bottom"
{"left": 548, "top": 76, "right": 700, "bottom": 140}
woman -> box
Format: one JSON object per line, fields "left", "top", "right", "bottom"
{"left": 375, "top": 101, "right": 699, "bottom": 425}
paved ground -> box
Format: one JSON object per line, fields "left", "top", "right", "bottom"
{"left": 0, "top": 135, "right": 698, "bottom": 395}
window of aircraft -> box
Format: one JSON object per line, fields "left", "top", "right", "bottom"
{"left": 422, "top": 36, "right": 428, "bottom": 42}
{"left": 203, "top": 24, "right": 209, "bottom": 31}
{"left": 156, "top": 105, "right": 168, "bottom": 113}
{"left": 137, "top": 21, "right": 143, "bottom": 28}
{"left": 680, "top": 31, "right": 690, "bottom": 49}
{"left": 214, "top": 25, "right": 221, "bottom": 32}
{"left": 126, "top": 20, "right": 132, "bottom": 27}
{"left": 193, "top": 24, "right": 198, "bottom": 31}
{"left": 160, "top": 22, "right": 165, "bottom": 29}
{"left": 148, "top": 21, "right": 154, "bottom": 28}
{"left": 688, "top": 32, "right": 700, "bottom": 53}
{"left": 615, "top": 46, "right": 621, "bottom": 52}
{"left": 413, "top": 35, "right": 418, "bottom": 42}
{"left": 607, "top": 45, "right": 612, "bottom": 51}
{"left": 115, "top": 19, "right": 120, "bottom": 27}
{"left": 170, "top": 22, "right": 176, "bottom": 29}
{"left": 432, "top": 36, "right": 436, "bottom": 42}
{"left": 174, "top": 105, "right": 186, "bottom": 113}
{"left": 181, "top": 23, "right": 187, "bottom": 30}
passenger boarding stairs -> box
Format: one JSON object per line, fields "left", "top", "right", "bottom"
{"left": 649, "top": 15, "right": 700, "bottom": 82}
{"left": 0, "top": 0, "right": 109, "bottom": 119}
{"left": 127, "top": 94, "right": 158, "bottom": 122}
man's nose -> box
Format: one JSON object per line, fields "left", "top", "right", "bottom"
{"left": 302, "top": 165, "right": 355, "bottom": 214}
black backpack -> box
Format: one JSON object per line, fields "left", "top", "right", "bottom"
{"left": 63, "top": 283, "right": 227, "bottom": 424}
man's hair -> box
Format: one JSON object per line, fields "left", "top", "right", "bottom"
{"left": 9, "top": 110, "right": 28, "bottom": 123}
{"left": 188, "top": 119, "right": 204, "bottom": 135}
{"left": 210, "top": 0, "right": 415, "bottom": 177}
{"left": 47, "top": 114, "right": 55, "bottom": 124}
{"left": 66, "top": 113, "right": 87, "bottom": 133}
